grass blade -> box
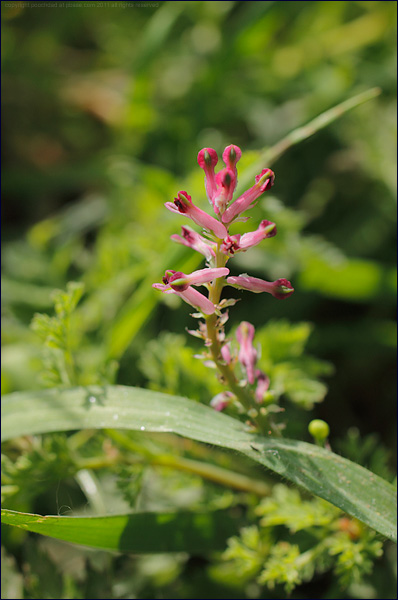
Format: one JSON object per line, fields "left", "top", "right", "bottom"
{"left": 236, "top": 87, "right": 381, "bottom": 192}
{"left": 1, "top": 508, "right": 237, "bottom": 553}
{"left": 2, "top": 385, "right": 396, "bottom": 541}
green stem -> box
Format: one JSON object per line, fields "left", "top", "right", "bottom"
{"left": 204, "top": 241, "right": 271, "bottom": 434}
{"left": 205, "top": 244, "right": 253, "bottom": 411}
{"left": 205, "top": 311, "right": 253, "bottom": 413}
{"left": 235, "top": 87, "right": 381, "bottom": 195}
{"left": 99, "top": 429, "right": 270, "bottom": 496}
{"left": 60, "top": 314, "right": 77, "bottom": 386}
{"left": 154, "top": 453, "right": 270, "bottom": 496}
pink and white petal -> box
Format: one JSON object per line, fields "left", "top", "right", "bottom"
{"left": 179, "top": 287, "right": 216, "bottom": 314}
{"left": 187, "top": 267, "right": 229, "bottom": 286}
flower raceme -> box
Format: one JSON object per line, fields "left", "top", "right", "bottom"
{"left": 154, "top": 144, "right": 294, "bottom": 314}
{"left": 153, "top": 144, "right": 294, "bottom": 427}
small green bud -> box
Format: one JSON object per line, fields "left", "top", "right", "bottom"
{"left": 262, "top": 391, "right": 275, "bottom": 405}
{"left": 247, "top": 408, "right": 258, "bottom": 419}
{"left": 308, "top": 419, "right": 330, "bottom": 441}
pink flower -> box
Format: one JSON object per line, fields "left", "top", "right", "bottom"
{"left": 163, "top": 267, "right": 229, "bottom": 291}
{"left": 221, "top": 220, "right": 277, "bottom": 255}
{"left": 213, "top": 168, "right": 237, "bottom": 215}
{"left": 226, "top": 275, "right": 294, "bottom": 299}
{"left": 222, "top": 145, "right": 242, "bottom": 178}
{"left": 171, "top": 226, "right": 216, "bottom": 261}
{"left": 222, "top": 169, "right": 275, "bottom": 224}
{"left": 236, "top": 321, "right": 257, "bottom": 384}
{"left": 153, "top": 282, "right": 215, "bottom": 314}
{"left": 153, "top": 267, "right": 229, "bottom": 315}
{"left": 163, "top": 267, "right": 229, "bottom": 290}
{"left": 239, "top": 220, "right": 277, "bottom": 247}
{"left": 210, "top": 391, "right": 235, "bottom": 411}
{"left": 165, "top": 191, "right": 228, "bottom": 239}
{"left": 221, "top": 342, "right": 232, "bottom": 364}
{"left": 197, "top": 148, "right": 218, "bottom": 206}
{"left": 254, "top": 370, "right": 270, "bottom": 404}
{"left": 198, "top": 146, "right": 242, "bottom": 216}
{"left": 220, "top": 234, "right": 241, "bottom": 255}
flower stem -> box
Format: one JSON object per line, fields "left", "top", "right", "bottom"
{"left": 98, "top": 429, "right": 271, "bottom": 496}
{"left": 205, "top": 241, "right": 270, "bottom": 434}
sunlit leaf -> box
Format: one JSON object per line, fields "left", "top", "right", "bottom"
{"left": 1, "top": 508, "right": 237, "bottom": 554}
{"left": 2, "top": 386, "right": 396, "bottom": 541}
{"left": 299, "top": 257, "right": 396, "bottom": 301}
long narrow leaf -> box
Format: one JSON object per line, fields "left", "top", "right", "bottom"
{"left": 1, "top": 508, "right": 237, "bottom": 554}
{"left": 1, "top": 385, "right": 396, "bottom": 541}
{"left": 236, "top": 87, "right": 381, "bottom": 193}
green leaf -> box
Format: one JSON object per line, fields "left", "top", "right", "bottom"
{"left": 1, "top": 508, "right": 237, "bottom": 554}
{"left": 105, "top": 249, "right": 201, "bottom": 360}
{"left": 1, "top": 386, "right": 396, "bottom": 541}
{"left": 236, "top": 87, "right": 381, "bottom": 193}
{"left": 298, "top": 256, "right": 396, "bottom": 301}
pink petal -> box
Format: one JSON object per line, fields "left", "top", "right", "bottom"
{"left": 187, "top": 267, "right": 229, "bottom": 285}
{"left": 198, "top": 148, "right": 219, "bottom": 204}
{"left": 226, "top": 275, "right": 294, "bottom": 299}
{"left": 239, "top": 220, "right": 277, "bottom": 249}
{"left": 254, "top": 370, "right": 270, "bottom": 404}
{"left": 179, "top": 287, "right": 216, "bottom": 314}
{"left": 222, "top": 169, "right": 274, "bottom": 224}
{"left": 170, "top": 226, "right": 216, "bottom": 260}
{"left": 222, "top": 145, "right": 242, "bottom": 174}
{"left": 236, "top": 321, "right": 257, "bottom": 384}
{"left": 168, "top": 191, "right": 228, "bottom": 239}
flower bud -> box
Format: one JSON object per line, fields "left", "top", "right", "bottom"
{"left": 308, "top": 419, "right": 330, "bottom": 442}
{"left": 236, "top": 321, "right": 257, "bottom": 384}
{"left": 198, "top": 148, "right": 218, "bottom": 205}
{"left": 226, "top": 275, "right": 294, "bottom": 299}
{"left": 210, "top": 391, "right": 234, "bottom": 411}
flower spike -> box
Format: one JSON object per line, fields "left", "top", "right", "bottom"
{"left": 154, "top": 144, "right": 294, "bottom": 432}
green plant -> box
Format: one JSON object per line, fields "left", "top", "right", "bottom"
{"left": 2, "top": 92, "right": 396, "bottom": 600}
{"left": 2, "top": 4, "right": 396, "bottom": 593}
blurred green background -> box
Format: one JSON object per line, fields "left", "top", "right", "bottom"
{"left": 1, "top": 0, "right": 396, "bottom": 597}
{"left": 2, "top": 0, "right": 396, "bottom": 437}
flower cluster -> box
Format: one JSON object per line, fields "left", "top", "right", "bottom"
{"left": 154, "top": 145, "right": 293, "bottom": 314}
{"left": 153, "top": 145, "right": 294, "bottom": 428}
